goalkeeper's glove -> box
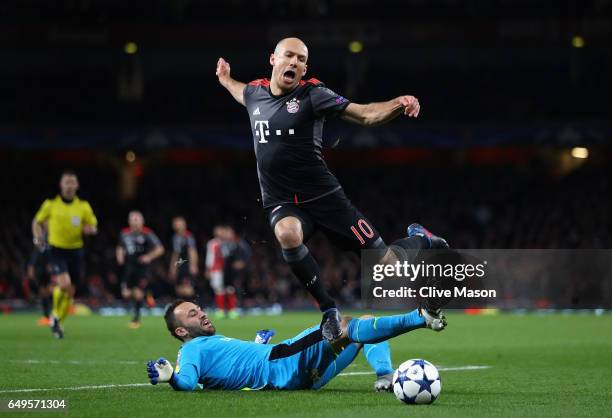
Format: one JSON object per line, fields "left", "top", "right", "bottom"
{"left": 146, "top": 358, "right": 174, "bottom": 385}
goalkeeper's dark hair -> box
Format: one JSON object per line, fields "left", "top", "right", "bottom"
{"left": 164, "top": 299, "right": 186, "bottom": 341}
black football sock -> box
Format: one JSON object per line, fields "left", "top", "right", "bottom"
{"left": 282, "top": 245, "right": 336, "bottom": 312}
{"left": 133, "top": 299, "right": 142, "bottom": 322}
{"left": 388, "top": 236, "right": 429, "bottom": 263}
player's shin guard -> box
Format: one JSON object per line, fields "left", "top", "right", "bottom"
{"left": 347, "top": 310, "right": 425, "bottom": 344}
{"left": 312, "top": 343, "right": 362, "bottom": 389}
{"left": 364, "top": 341, "right": 394, "bottom": 376}
{"left": 282, "top": 245, "right": 336, "bottom": 312}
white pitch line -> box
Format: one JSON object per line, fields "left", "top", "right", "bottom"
{"left": 0, "top": 383, "right": 150, "bottom": 394}
{"left": 338, "top": 365, "right": 491, "bottom": 377}
{"left": 0, "top": 365, "right": 491, "bottom": 394}
{"left": 10, "top": 359, "right": 139, "bottom": 365}
{"left": 437, "top": 365, "right": 491, "bottom": 372}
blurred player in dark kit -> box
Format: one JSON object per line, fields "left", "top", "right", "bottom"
{"left": 168, "top": 216, "right": 199, "bottom": 299}
{"left": 220, "top": 225, "right": 252, "bottom": 318}
{"left": 24, "top": 232, "right": 52, "bottom": 326}
{"left": 116, "top": 211, "right": 164, "bottom": 328}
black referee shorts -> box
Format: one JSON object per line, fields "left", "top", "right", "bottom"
{"left": 49, "top": 247, "right": 83, "bottom": 283}
{"left": 267, "top": 189, "right": 386, "bottom": 252}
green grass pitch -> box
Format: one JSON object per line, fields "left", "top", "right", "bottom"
{"left": 2, "top": 311, "right": 612, "bottom": 417}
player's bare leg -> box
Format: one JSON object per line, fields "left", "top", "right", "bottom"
{"left": 274, "top": 216, "right": 342, "bottom": 341}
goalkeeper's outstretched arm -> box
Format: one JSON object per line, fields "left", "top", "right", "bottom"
{"left": 147, "top": 358, "right": 198, "bottom": 391}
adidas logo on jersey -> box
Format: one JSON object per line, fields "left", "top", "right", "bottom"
{"left": 252, "top": 107, "right": 261, "bottom": 115}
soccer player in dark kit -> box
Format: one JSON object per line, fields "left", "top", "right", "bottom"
{"left": 216, "top": 37, "right": 448, "bottom": 341}
{"left": 168, "top": 216, "right": 199, "bottom": 300}
{"left": 116, "top": 211, "right": 165, "bottom": 328}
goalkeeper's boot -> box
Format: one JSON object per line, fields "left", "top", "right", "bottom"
{"left": 374, "top": 372, "right": 394, "bottom": 392}
{"left": 50, "top": 316, "right": 64, "bottom": 339}
{"left": 419, "top": 307, "right": 447, "bottom": 332}
{"left": 407, "top": 223, "right": 449, "bottom": 249}
{"left": 321, "top": 308, "right": 343, "bottom": 342}
{"left": 254, "top": 329, "right": 275, "bottom": 344}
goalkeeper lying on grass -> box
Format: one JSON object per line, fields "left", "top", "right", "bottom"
{"left": 146, "top": 299, "right": 446, "bottom": 391}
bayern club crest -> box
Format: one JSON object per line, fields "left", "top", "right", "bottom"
{"left": 286, "top": 98, "right": 300, "bottom": 113}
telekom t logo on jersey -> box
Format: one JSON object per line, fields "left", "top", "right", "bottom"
{"left": 254, "top": 120, "right": 295, "bottom": 144}
{"left": 254, "top": 120, "right": 270, "bottom": 143}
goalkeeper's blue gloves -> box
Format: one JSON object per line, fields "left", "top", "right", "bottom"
{"left": 146, "top": 358, "right": 174, "bottom": 385}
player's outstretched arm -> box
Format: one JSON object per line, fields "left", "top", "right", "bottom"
{"left": 341, "top": 96, "right": 420, "bottom": 126}
{"left": 216, "top": 57, "right": 247, "bottom": 106}
{"left": 146, "top": 358, "right": 198, "bottom": 391}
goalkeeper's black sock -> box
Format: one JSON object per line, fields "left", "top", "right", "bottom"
{"left": 133, "top": 299, "right": 142, "bottom": 322}
{"left": 282, "top": 245, "right": 336, "bottom": 312}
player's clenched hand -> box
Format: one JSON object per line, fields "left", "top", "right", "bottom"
{"left": 146, "top": 358, "right": 174, "bottom": 385}
{"left": 398, "top": 95, "right": 420, "bottom": 118}
{"left": 216, "top": 57, "right": 231, "bottom": 84}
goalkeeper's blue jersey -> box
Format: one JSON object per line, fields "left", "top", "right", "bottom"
{"left": 174, "top": 335, "right": 274, "bottom": 390}
{"left": 170, "top": 327, "right": 336, "bottom": 391}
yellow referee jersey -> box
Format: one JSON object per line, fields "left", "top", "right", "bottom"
{"left": 34, "top": 195, "right": 98, "bottom": 249}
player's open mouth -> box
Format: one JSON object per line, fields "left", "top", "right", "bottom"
{"left": 282, "top": 69, "right": 296, "bottom": 83}
{"left": 201, "top": 319, "right": 211, "bottom": 328}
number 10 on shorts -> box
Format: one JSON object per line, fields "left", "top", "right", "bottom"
{"left": 350, "top": 219, "right": 374, "bottom": 245}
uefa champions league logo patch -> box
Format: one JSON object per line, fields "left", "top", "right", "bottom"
{"left": 286, "top": 98, "right": 300, "bottom": 114}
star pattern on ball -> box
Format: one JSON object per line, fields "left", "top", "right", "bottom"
{"left": 415, "top": 378, "right": 433, "bottom": 394}
{"left": 412, "top": 359, "right": 426, "bottom": 368}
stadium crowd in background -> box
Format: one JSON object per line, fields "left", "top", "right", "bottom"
{"left": 1, "top": 157, "right": 608, "bottom": 315}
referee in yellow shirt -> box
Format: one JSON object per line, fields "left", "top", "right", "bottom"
{"left": 32, "top": 170, "right": 98, "bottom": 339}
